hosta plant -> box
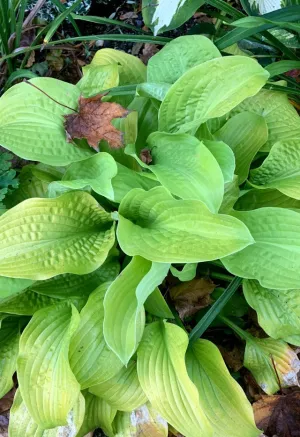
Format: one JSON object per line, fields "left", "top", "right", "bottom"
{"left": 0, "top": 36, "right": 300, "bottom": 437}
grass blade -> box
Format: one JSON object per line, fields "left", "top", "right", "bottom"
{"left": 205, "top": 0, "right": 245, "bottom": 19}
{"left": 43, "top": 0, "right": 83, "bottom": 44}
{"left": 72, "top": 13, "right": 148, "bottom": 34}
{"left": 266, "top": 60, "right": 300, "bottom": 77}
{"left": 0, "top": 33, "right": 171, "bottom": 62}
{"left": 50, "top": 0, "right": 82, "bottom": 38}
{"left": 4, "top": 68, "right": 37, "bottom": 90}
{"left": 188, "top": 276, "right": 242, "bottom": 344}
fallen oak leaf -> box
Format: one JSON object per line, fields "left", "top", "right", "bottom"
{"left": 170, "top": 277, "right": 215, "bottom": 319}
{"left": 64, "top": 94, "right": 129, "bottom": 151}
{"left": 253, "top": 392, "right": 300, "bottom": 437}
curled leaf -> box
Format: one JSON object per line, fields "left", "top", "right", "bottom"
{"left": 64, "top": 94, "right": 129, "bottom": 150}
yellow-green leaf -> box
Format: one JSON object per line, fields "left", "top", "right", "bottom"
{"left": 186, "top": 339, "right": 260, "bottom": 437}
{"left": 69, "top": 282, "right": 123, "bottom": 389}
{"left": 0, "top": 191, "right": 115, "bottom": 279}
{"left": 250, "top": 140, "right": 300, "bottom": 199}
{"left": 17, "top": 303, "right": 80, "bottom": 428}
{"left": 9, "top": 390, "right": 85, "bottom": 437}
{"left": 0, "top": 78, "right": 92, "bottom": 165}
{"left": 91, "top": 49, "right": 146, "bottom": 86}
{"left": 158, "top": 56, "right": 269, "bottom": 134}
{"left": 222, "top": 207, "right": 300, "bottom": 289}
{"left": 104, "top": 256, "right": 169, "bottom": 364}
{"left": 117, "top": 186, "right": 254, "bottom": 263}
{"left": 89, "top": 360, "right": 147, "bottom": 412}
{"left": 77, "top": 63, "right": 119, "bottom": 97}
{"left": 77, "top": 391, "right": 116, "bottom": 437}
{"left": 243, "top": 279, "right": 300, "bottom": 345}
{"left": 137, "top": 321, "right": 213, "bottom": 437}
{"left": 0, "top": 318, "right": 19, "bottom": 398}
{"left": 145, "top": 132, "right": 224, "bottom": 213}
{"left": 147, "top": 35, "right": 221, "bottom": 84}
{"left": 214, "top": 111, "right": 268, "bottom": 183}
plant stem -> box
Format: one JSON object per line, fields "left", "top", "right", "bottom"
{"left": 210, "top": 271, "right": 234, "bottom": 282}
{"left": 188, "top": 276, "right": 242, "bottom": 344}
{"left": 218, "top": 314, "right": 253, "bottom": 341}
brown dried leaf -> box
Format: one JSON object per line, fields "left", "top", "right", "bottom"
{"left": 25, "top": 50, "right": 35, "bottom": 68}
{"left": 120, "top": 11, "right": 138, "bottom": 20}
{"left": 140, "top": 43, "right": 159, "bottom": 65}
{"left": 170, "top": 278, "right": 215, "bottom": 319}
{"left": 0, "top": 387, "right": 16, "bottom": 414}
{"left": 140, "top": 148, "right": 152, "bottom": 164}
{"left": 219, "top": 344, "right": 244, "bottom": 372}
{"left": 64, "top": 94, "right": 129, "bottom": 150}
{"left": 253, "top": 392, "right": 300, "bottom": 437}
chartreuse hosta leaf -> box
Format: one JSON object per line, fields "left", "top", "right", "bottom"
{"left": 9, "top": 390, "right": 85, "bottom": 437}
{"left": 69, "top": 282, "right": 123, "bottom": 389}
{"left": 137, "top": 82, "right": 171, "bottom": 104}
{"left": 113, "top": 404, "right": 168, "bottom": 437}
{"left": 0, "top": 289, "right": 81, "bottom": 315}
{"left": 235, "top": 188, "right": 300, "bottom": 211}
{"left": 222, "top": 208, "right": 300, "bottom": 289}
{"left": 231, "top": 84, "right": 300, "bottom": 152}
{"left": 48, "top": 152, "right": 117, "bottom": 201}
{"left": 0, "top": 191, "right": 115, "bottom": 279}
{"left": 0, "top": 318, "right": 19, "bottom": 398}
{"left": 0, "top": 78, "right": 92, "bottom": 166}
{"left": 219, "top": 176, "right": 240, "bottom": 214}
{"left": 128, "top": 96, "right": 158, "bottom": 153}
{"left": 89, "top": 360, "right": 147, "bottom": 411}
{"left": 148, "top": 35, "right": 221, "bottom": 84}
{"left": 137, "top": 321, "right": 213, "bottom": 437}
{"left": 158, "top": 56, "right": 269, "bottom": 134}
{"left": 186, "top": 339, "right": 260, "bottom": 437}
{"left": 31, "top": 254, "right": 120, "bottom": 299}
{"left": 91, "top": 48, "right": 146, "bottom": 86}
{"left": 112, "top": 163, "right": 159, "bottom": 203}
{"left": 0, "top": 276, "right": 34, "bottom": 299}
{"left": 214, "top": 111, "right": 268, "bottom": 183}
{"left": 227, "top": 317, "right": 300, "bottom": 395}
{"left": 43, "top": 393, "right": 85, "bottom": 437}
{"left": 170, "top": 263, "right": 197, "bottom": 282}
{"left": 17, "top": 302, "right": 80, "bottom": 428}
{"left": 77, "top": 63, "right": 119, "bottom": 97}
{"left": 77, "top": 391, "right": 116, "bottom": 437}
{"left": 144, "top": 287, "right": 173, "bottom": 319}
{"left": 249, "top": 140, "right": 300, "bottom": 200}
{"left": 117, "top": 187, "right": 253, "bottom": 263}
{"left": 243, "top": 279, "right": 300, "bottom": 345}
{"left": 144, "top": 132, "right": 224, "bottom": 213}
{"left": 104, "top": 256, "right": 170, "bottom": 364}
{"left": 203, "top": 140, "right": 235, "bottom": 184}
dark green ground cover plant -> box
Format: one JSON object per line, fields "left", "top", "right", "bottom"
{"left": 0, "top": 34, "right": 300, "bottom": 436}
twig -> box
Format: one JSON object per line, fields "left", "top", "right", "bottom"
{"left": 24, "top": 80, "right": 79, "bottom": 113}
{"left": 23, "top": 0, "right": 47, "bottom": 27}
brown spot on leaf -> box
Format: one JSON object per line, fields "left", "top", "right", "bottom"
{"left": 170, "top": 278, "right": 215, "bottom": 319}
{"left": 64, "top": 94, "right": 129, "bottom": 150}
{"left": 253, "top": 392, "right": 300, "bottom": 437}
{"left": 140, "top": 148, "right": 152, "bottom": 164}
